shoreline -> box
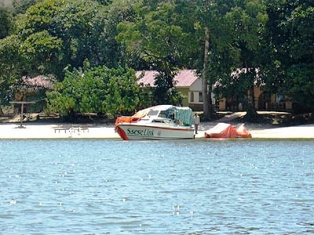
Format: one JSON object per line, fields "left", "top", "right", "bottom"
{"left": 0, "top": 122, "right": 314, "bottom": 140}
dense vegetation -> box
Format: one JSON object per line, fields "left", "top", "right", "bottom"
{"left": 0, "top": 0, "right": 313, "bottom": 120}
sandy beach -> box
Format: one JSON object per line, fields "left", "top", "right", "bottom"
{"left": 199, "top": 122, "right": 314, "bottom": 139}
{"left": 1, "top": 121, "right": 314, "bottom": 139}
{"left": 247, "top": 124, "right": 314, "bottom": 139}
{"left": 0, "top": 123, "right": 120, "bottom": 139}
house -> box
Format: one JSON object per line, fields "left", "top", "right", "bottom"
{"left": 136, "top": 69, "right": 293, "bottom": 112}
{"left": 215, "top": 68, "right": 293, "bottom": 111}
{"left": 13, "top": 75, "right": 55, "bottom": 113}
{"left": 218, "top": 87, "right": 292, "bottom": 111}
{"left": 136, "top": 70, "right": 204, "bottom": 110}
{"left": 14, "top": 75, "right": 54, "bottom": 101}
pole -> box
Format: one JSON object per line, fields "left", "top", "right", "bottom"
{"left": 9, "top": 101, "right": 36, "bottom": 128}
{"left": 20, "top": 103, "right": 24, "bottom": 128}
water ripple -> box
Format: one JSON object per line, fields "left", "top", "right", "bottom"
{"left": 0, "top": 140, "right": 313, "bottom": 234}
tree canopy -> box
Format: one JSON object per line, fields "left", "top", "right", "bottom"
{"left": 265, "top": 0, "right": 314, "bottom": 112}
{"left": 46, "top": 66, "right": 141, "bottom": 119}
{"left": 13, "top": 0, "right": 111, "bottom": 79}
{"left": 0, "top": 0, "right": 313, "bottom": 118}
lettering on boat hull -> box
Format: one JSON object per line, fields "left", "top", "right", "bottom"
{"left": 115, "top": 105, "right": 195, "bottom": 140}
{"left": 127, "top": 128, "right": 154, "bottom": 137}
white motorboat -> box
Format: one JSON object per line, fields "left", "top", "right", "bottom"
{"left": 115, "top": 105, "right": 195, "bottom": 140}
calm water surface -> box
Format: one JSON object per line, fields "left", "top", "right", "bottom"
{"left": 0, "top": 140, "right": 314, "bottom": 234}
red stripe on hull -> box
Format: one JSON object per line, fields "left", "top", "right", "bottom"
{"left": 116, "top": 126, "right": 129, "bottom": 140}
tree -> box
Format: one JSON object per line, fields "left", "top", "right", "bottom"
{"left": 168, "top": 0, "right": 247, "bottom": 119}
{"left": 103, "top": 0, "right": 137, "bottom": 69}
{"left": 116, "top": 0, "right": 195, "bottom": 105}
{"left": 19, "top": 30, "right": 63, "bottom": 77}
{"left": 0, "top": 35, "right": 23, "bottom": 105}
{"left": 0, "top": 7, "right": 16, "bottom": 107}
{"left": 0, "top": 6, "right": 13, "bottom": 39}
{"left": 14, "top": 0, "right": 108, "bottom": 80}
{"left": 191, "top": 0, "right": 221, "bottom": 120}
{"left": 12, "top": 0, "right": 42, "bottom": 15}
{"left": 206, "top": 0, "right": 268, "bottom": 119}
{"left": 264, "top": 0, "right": 314, "bottom": 113}
{"left": 95, "top": 0, "right": 112, "bottom": 6}
{"left": 46, "top": 66, "right": 141, "bottom": 119}
{"left": 227, "top": 0, "right": 267, "bottom": 118}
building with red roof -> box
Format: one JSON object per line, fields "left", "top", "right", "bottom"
{"left": 136, "top": 69, "right": 205, "bottom": 110}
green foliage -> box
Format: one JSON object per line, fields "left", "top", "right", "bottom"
{"left": 116, "top": 0, "right": 197, "bottom": 104}
{"left": 12, "top": 0, "right": 42, "bottom": 15}
{"left": 205, "top": 0, "right": 268, "bottom": 116}
{"left": 102, "top": 0, "right": 136, "bottom": 69}
{"left": 46, "top": 66, "right": 141, "bottom": 118}
{"left": 0, "top": 35, "right": 24, "bottom": 104}
{"left": 14, "top": 0, "right": 109, "bottom": 80}
{"left": 152, "top": 70, "right": 184, "bottom": 105}
{"left": 285, "top": 63, "right": 314, "bottom": 111}
{"left": 0, "top": 6, "right": 13, "bottom": 39}
{"left": 264, "top": 0, "right": 314, "bottom": 112}
{"left": 1, "top": 0, "right": 314, "bottom": 115}
{"left": 19, "top": 30, "right": 63, "bottom": 75}
{"left": 116, "top": 1, "right": 189, "bottom": 69}
{"left": 95, "top": 0, "right": 112, "bottom": 6}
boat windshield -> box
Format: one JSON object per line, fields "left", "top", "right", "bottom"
{"left": 147, "top": 110, "right": 159, "bottom": 116}
{"left": 152, "top": 118, "right": 173, "bottom": 124}
{"left": 158, "top": 111, "right": 167, "bottom": 118}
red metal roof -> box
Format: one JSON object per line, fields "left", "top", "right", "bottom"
{"left": 136, "top": 69, "right": 198, "bottom": 87}
{"left": 136, "top": 71, "right": 158, "bottom": 86}
{"left": 23, "top": 75, "right": 54, "bottom": 89}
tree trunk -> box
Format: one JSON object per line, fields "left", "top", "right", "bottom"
{"left": 202, "top": 27, "right": 211, "bottom": 120}
{"left": 245, "top": 85, "right": 258, "bottom": 121}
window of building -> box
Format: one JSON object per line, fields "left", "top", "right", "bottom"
{"left": 199, "top": 92, "right": 203, "bottom": 102}
{"left": 190, "top": 92, "right": 194, "bottom": 102}
{"left": 276, "top": 94, "right": 284, "bottom": 102}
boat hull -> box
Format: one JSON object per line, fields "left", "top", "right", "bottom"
{"left": 116, "top": 124, "right": 195, "bottom": 140}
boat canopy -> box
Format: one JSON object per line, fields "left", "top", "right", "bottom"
{"left": 115, "top": 105, "right": 194, "bottom": 127}
{"left": 166, "top": 106, "right": 194, "bottom": 126}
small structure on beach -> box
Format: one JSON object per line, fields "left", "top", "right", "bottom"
{"left": 12, "top": 75, "right": 55, "bottom": 114}
{"left": 9, "top": 101, "right": 36, "bottom": 128}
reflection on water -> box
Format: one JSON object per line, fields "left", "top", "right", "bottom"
{"left": 0, "top": 140, "right": 314, "bottom": 234}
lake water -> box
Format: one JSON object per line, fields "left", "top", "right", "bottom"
{"left": 0, "top": 139, "right": 314, "bottom": 234}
